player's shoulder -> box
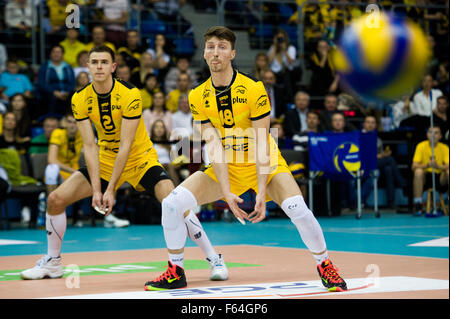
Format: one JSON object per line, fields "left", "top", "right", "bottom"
{"left": 189, "top": 78, "right": 210, "bottom": 99}
{"left": 116, "top": 78, "right": 137, "bottom": 90}
{"left": 237, "top": 70, "right": 259, "bottom": 84}
{"left": 236, "top": 70, "right": 265, "bottom": 93}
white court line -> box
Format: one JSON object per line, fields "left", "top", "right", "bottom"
{"left": 46, "top": 276, "right": 448, "bottom": 299}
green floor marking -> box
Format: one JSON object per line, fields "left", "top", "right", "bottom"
{"left": 0, "top": 260, "right": 261, "bottom": 282}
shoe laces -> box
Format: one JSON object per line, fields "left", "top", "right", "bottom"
{"left": 156, "top": 264, "right": 179, "bottom": 282}
{"left": 322, "top": 261, "right": 342, "bottom": 282}
{"left": 207, "top": 254, "right": 224, "bottom": 267}
{"left": 37, "top": 255, "right": 52, "bottom": 267}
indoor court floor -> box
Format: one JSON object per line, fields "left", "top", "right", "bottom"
{"left": 0, "top": 212, "right": 448, "bottom": 299}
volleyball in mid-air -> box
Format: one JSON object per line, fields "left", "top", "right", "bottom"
{"left": 331, "top": 12, "right": 431, "bottom": 102}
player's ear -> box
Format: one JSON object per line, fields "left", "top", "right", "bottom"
{"left": 111, "top": 62, "right": 117, "bottom": 73}
{"left": 230, "top": 49, "right": 236, "bottom": 61}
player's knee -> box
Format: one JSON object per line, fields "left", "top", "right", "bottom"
{"left": 281, "top": 195, "right": 312, "bottom": 222}
{"left": 47, "top": 191, "right": 65, "bottom": 214}
{"left": 45, "top": 164, "right": 60, "bottom": 185}
{"left": 161, "top": 186, "right": 198, "bottom": 229}
{"left": 161, "top": 195, "right": 183, "bottom": 230}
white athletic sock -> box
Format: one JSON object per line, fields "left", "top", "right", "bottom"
{"left": 46, "top": 212, "right": 66, "bottom": 258}
{"left": 281, "top": 195, "right": 328, "bottom": 265}
{"left": 169, "top": 252, "right": 184, "bottom": 268}
{"left": 184, "top": 210, "right": 217, "bottom": 260}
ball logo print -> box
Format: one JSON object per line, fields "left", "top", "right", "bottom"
{"left": 331, "top": 12, "right": 431, "bottom": 102}
{"left": 333, "top": 142, "right": 361, "bottom": 174}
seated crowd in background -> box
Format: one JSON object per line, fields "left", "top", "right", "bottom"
{"left": 0, "top": 0, "right": 449, "bottom": 223}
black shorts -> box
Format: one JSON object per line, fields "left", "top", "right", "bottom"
{"left": 424, "top": 172, "right": 448, "bottom": 193}
{"left": 78, "top": 165, "right": 171, "bottom": 196}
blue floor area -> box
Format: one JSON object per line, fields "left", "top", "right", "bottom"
{"left": 0, "top": 213, "right": 448, "bottom": 259}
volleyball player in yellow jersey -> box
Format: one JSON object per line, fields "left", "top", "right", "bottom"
{"left": 21, "top": 45, "right": 228, "bottom": 281}
{"left": 145, "top": 26, "right": 347, "bottom": 292}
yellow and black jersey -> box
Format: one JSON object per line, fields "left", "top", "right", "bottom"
{"left": 71, "top": 78, "right": 154, "bottom": 169}
{"left": 189, "top": 69, "right": 279, "bottom": 165}
{"left": 49, "top": 128, "right": 83, "bottom": 168}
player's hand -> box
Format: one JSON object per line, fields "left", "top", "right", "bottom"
{"left": 248, "top": 193, "right": 266, "bottom": 224}
{"left": 102, "top": 189, "right": 115, "bottom": 216}
{"left": 224, "top": 192, "right": 248, "bottom": 224}
{"left": 92, "top": 191, "right": 104, "bottom": 213}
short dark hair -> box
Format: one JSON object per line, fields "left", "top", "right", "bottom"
{"left": 88, "top": 45, "right": 115, "bottom": 61}
{"left": 437, "top": 95, "right": 449, "bottom": 104}
{"left": 204, "top": 26, "right": 236, "bottom": 49}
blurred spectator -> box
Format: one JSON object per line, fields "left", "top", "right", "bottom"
{"left": 171, "top": 93, "right": 192, "bottom": 138}
{"left": 435, "top": 62, "right": 449, "bottom": 95}
{"left": 329, "top": 111, "right": 354, "bottom": 133}
{"left": 130, "top": 51, "right": 157, "bottom": 89}
{"left": 0, "top": 111, "right": 29, "bottom": 154}
{"left": 327, "top": 0, "right": 362, "bottom": 39}
{"left": 287, "top": 2, "right": 329, "bottom": 42}
{"left": 147, "top": 33, "right": 171, "bottom": 81}
{"left": 0, "top": 58, "right": 33, "bottom": 100}
{"left": 0, "top": 44, "right": 7, "bottom": 73}
{"left": 252, "top": 52, "right": 270, "bottom": 81}
{"left": 139, "top": 73, "right": 161, "bottom": 110}
{"left": 115, "top": 65, "right": 132, "bottom": 83}
{"left": 318, "top": 94, "right": 338, "bottom": 131}
{"left": 47, "top": 0, "right": 71, "bottom": 34}
{"left": 262, "top": 69, "right": 287, "bottom": 120}
{"left": 150, "top": 0, "right": 193, "bottom": 35}
{"left": 270, "top": 120, "right": 292, "bottom": 150}
{"left": 60, "top": 28, "right": 87, "bottom": 68}
{"left": 164, "top": 56, "right": 197, "bottom": 93}
{"left": 308, "top": 39, "right": 339, "bottom": 97}
{"left": 85, "top": 25, "right": 117, "bottom": 53}
{"left": 117, "top": 29, "right": 146, "bottom": 71}
{"left": 433, "top": 95, "right": 449, "bottom": 144}
{"left": 28, "top": 116, "right": 60, "bottom": 156}
{"left": 4, "top": 0, "right": 35, "bottom": 32}
{"left": 283, "top": 91, "right": 310, "bottom": 138}
{"left": 143, "top": 91, "right": 172, "bottom": 134}
{"left": 412, "top": 74, "right": 443, "bottom": 117}
{"left": 292, "top": 110, "right": 322, "bottom": 152}
{"left": 4, "top": 0, "right": 37, "bottom": 59}
{"left": 36, "top": 45, "right": 76, "bottom": 116}
{"left": 412, "top": 126, "right": 449, "bottom": 215}
{"left": 267, "top": 28, "right": 297, "bottom": 98}
{"left": 165, "top": 72, "right": 190, "bottom": 113}
{"left": 96, "top": 0, "right": 128, "bottom": 47}
{"left": 8, "top": 93, "right": 31, "bottom": 141}
{"left": 73, "top": 50, "right": 91, "bottom": 81}
{"left": 361, "top": 115, "right": 407, "bottom": 209}
{"left": 399, "top": 74, "right": 443, "bottom": 142}
{"left": 150, "top": 119, "right": 180, "bottom": 185}
{"left": 45, "top": 113, "right": 82, "bottom": 194}
{"left": 74, "top": 71, "right": 90, "bottom": 91}
{"left": 391, "top": 95, "right": 415, "bottom": 129}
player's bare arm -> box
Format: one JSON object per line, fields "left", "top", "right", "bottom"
{"left": 249, "top": 114, "right": 271, "bottom": 223}
{"left": 76, "top": 118, "right": 102, "bottom": 211}
{"left": 201, "top": 121, "right": 248, "bottom": 222}
{"left": 102, "top": 117, "right": 140, "bottom": 213}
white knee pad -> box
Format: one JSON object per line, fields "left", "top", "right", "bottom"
{"left": 281, "top": 195, "right": 312, "bottom": 221}
{"left": 161, "top": 186, "right": 198, "bottom": 230}
{"left": 45, "top": 164, "right": 60, "bottom": 185}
